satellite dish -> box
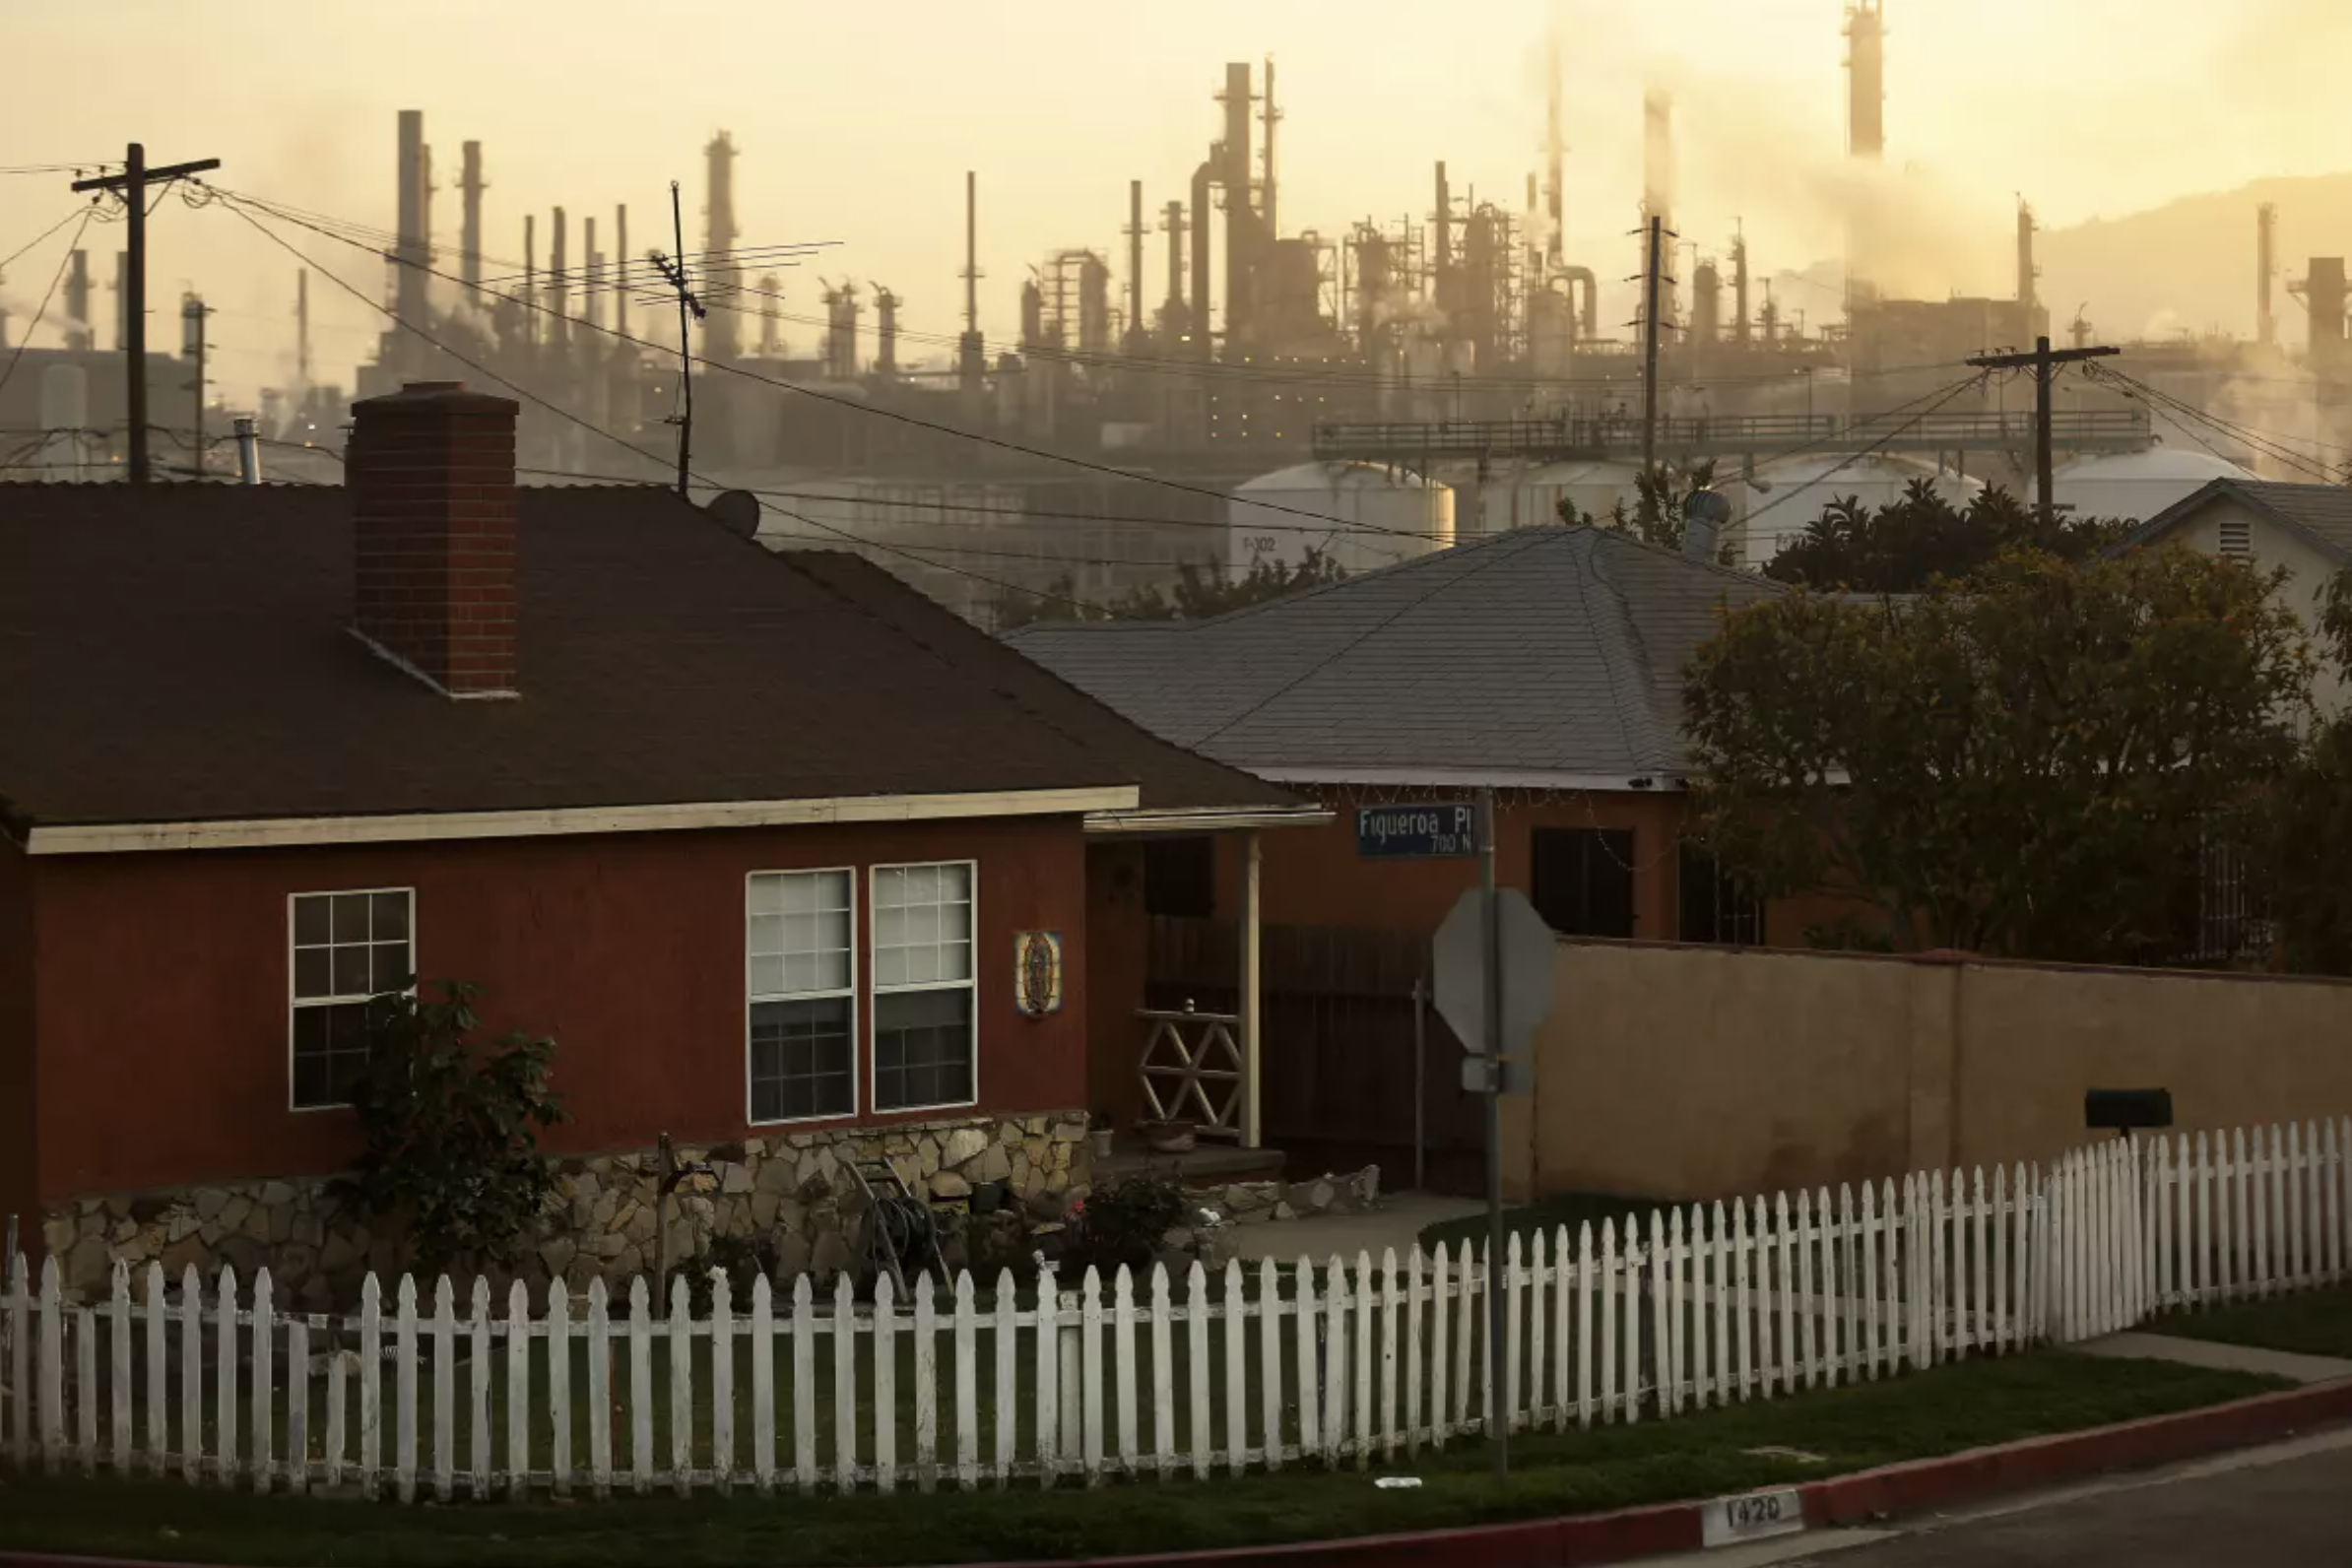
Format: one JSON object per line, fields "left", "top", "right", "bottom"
{"left": 706, "top": 490, "right": 762, "bottom": 538}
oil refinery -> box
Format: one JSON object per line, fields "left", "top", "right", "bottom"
{"left": 5, "top": 3, "right": 2345, "bottom": 622}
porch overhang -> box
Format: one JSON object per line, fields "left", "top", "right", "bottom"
{"left": 1083, "top": 805, "right": 1334, "bottom": 836}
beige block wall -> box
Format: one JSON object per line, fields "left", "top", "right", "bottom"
{"left": 1525, "top": 940, "right": 2352, "bottom": 1201}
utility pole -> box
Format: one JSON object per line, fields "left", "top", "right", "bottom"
{"left": 73, "top": 143, "right": 221, "bottom": 484}
{"left": 646, "top": 180, "right": 706, "bottom": 499}
{"left": 181, "top": 293, "right": 209, "bottom": 477}
{"left": 1631, "top": 214, "right": 1676, "bottom": 481}
{"left": 1967, "top": 335, "right": 2119, "bottom": 526}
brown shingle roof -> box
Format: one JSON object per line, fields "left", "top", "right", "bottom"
{"left": 0, "top": 482, "right": 1297, "bottom": 831}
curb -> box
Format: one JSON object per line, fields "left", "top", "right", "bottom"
{"left": 3, "top": 1380, "right": 2349, "bottom": 1568}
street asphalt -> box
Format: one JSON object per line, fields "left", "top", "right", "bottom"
{"left": 1772, "top": 1435, "right": 2352, "bottom": 1567}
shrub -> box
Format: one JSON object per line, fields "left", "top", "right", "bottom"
{"left": 340, "top": 980, "right": 566, "bottom": 1278}
{"left": 1064, "top": 1174, "right": 1187, "bottom": 1277}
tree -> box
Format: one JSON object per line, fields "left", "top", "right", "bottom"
{"left": 2270, "top": 568, "right": 2352, "bottom": 974}
{"left": 340, "top": 980, "right": 568, "bottom": 1277}
{"left": 994, "top": 548, "right": 1346, "bottom": 630}
{"left": 1685, "top": 544, "right": 2313, "bottom": 963}
{"left": 1763, "top": 481, "right": 2131, "bottom": 593}
{"left": 1560, "top": 460, "right": 1735, "bottom": 561}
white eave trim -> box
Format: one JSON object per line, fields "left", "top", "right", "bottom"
{"left": 1245, "top": 766, "right": 1687, "bottom": 792}
{"left": 23, "top": 785, "right": 1143, "bottom": 857}
{"left": 1084, "top": 805, "right": 1336, "bottom": 836}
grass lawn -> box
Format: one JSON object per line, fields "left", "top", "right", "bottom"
{"left": 1418, "top": 1193, "right": 1670, "bottom": 1256}
{"left": 0, "top": 1351, "right": 2286, "bottom": 1567}
{"left": 2157, "top": 1284, "right": 2352, "bottom": 1360}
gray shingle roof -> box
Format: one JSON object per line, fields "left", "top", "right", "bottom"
{"left": 2124, "top": 479, "right": 2352, "bottom": 563}
{"left": 1006, "top": 527, "right": 1784, "bottom": 784}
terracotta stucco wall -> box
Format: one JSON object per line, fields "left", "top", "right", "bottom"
{"left": 0, "top": 839, "right": 35, "bottom": 1246}
{"left": 1216, "top": 788, "right": 1686, "bottom": 938}
{"left": 1523, "top": 941, "right": 2352, "bottom": 1202}
{"left": 30, "top": 817, "right": 1092, "bottom": 1204}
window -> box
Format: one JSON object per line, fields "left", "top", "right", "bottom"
{"left": 747, "top": 870, "right": 857, "bottom": 1124}
{"left": 290, "top": 888, "right": 413, "bottom": 1110}
{"left": 1678, "top": 844, "right": 1765, "bottom": 947}
{"left": 872, "top": 862, "right": 977, "bottom": 1112}
{"left": 1529, "top": 827, "right": 1636, "bottom": 938}
{"left": 1144, "top": 836, "right": 1216, "bottom": 919}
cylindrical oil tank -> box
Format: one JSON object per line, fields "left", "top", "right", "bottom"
{"left": 1731, "top": 453, "right": 1981, "bottom": 556}
{"left": 1228, "top": 461, "right": 1455, "bottom": 578}
{"left": 38, "top": 363, "right": 89, "bottom": 480}
{"left": 1500, "top": 460, "right": 1645, "bottom": 530}
{"left": 2039, "top": 447, "right": 2254, "bottom": 524}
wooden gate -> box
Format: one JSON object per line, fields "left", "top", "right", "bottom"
{"left": 1146, "top": 917, "right": 1486, "bottom": 1195}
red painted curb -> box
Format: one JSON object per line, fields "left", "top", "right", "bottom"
{"left": 2, "top": 1381, "right": 2346, "bottom": 1568}
{"left": 1797, "top": 1376, "right": 2352, "bottom": 1532}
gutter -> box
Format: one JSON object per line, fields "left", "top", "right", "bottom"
{"left": 1084, "top": 805, "right": 1335, "bottom": 836}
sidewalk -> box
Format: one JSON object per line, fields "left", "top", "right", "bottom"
{"left": 1226, "top": 1192, "right": 1482, "bottom": 1264}
{"left": 2073, "top": 1330, "right": 2352, "bottom": 1387}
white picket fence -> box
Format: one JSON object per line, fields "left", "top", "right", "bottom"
{"left": 2, "top": 1120, "right": 2345, "bottom": 1500}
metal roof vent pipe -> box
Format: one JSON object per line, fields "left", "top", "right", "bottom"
{"left": 231, "top": 416, "right": 262, "bottom": 485}
{"left": 1682, "top": 488, "right": 1731, "bottom": 560}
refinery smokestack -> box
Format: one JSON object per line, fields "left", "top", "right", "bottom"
{"left": 1643, "top": 91, "right": 1678, "bottom": 330}
{"left": 63, "top": 251, "right": 91, "bottom": 353}
{"left": 394, "top": 111, "right": 429, "bottom": 373}
{"left": 584, "top": 216, "right": 601, "bottom": 331}
{"left": 1846, "top": 2, "right": 1885, "bottom": 162}
{"left": 2016, "top": 200, "right": 2039, "bottom": 328}
{"left": 704, "top": 132, "right": 741, "bottom": 363}
{"left": 1543, "top": 30, "right": 1565, "bottom": 269}
{"left": 1221, "top": 61, "right": 1256, "bottom": 353}
{"left": 614, "top": 206, "right": 629, "bottom": 339}
{"left": 550, "top": 206, "right": 568, "bottom": 353}
{"left": 1191, "top": 160, "right": 1214, "bottom": 359}
{"left": 2258, "top": 203, "right": 2278, "bottom": 351}
{"left": 1127, "top": 180, "right": 1146, "bottom": 352}
{"left": 458, "top": 140, "right": 485, "bottom": 290}
{"left": 958, "top": 171, "right": 985, "bottom": 391}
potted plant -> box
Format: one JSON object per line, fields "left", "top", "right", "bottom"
{"left": 1087, "top": 1113, "right": 1117, "bottom": 1163}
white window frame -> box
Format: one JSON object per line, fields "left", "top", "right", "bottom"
{"left": 744, "top": 867, "right": 860, "bottom": 1127}
{"left": 286, "top": 885, "right": 416, "bottom": 1114}
{"left": 868, "top": 859, "right": 981, "bottom": 1115}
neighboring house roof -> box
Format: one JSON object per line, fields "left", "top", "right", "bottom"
{"left": 1006, "top": 525, "right": 1783, "bottom": 788}
{"left": 0, "top": 483, "right": 1301, "bottom": 837}
{"left": 2121, "top": 478, "right": 2352, "bottom": 564}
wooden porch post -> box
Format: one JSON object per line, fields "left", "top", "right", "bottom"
{"left": 1242, "top": 830, "right": 1264, "bottom": 1149}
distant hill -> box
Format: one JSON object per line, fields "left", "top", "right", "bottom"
{"left": 2039, "top": 173, "right": 2352, "bottom": 346}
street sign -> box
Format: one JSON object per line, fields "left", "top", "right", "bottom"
{"left": 1433, "top": 886, "right": 1559, "bottom": 1063}
{"left": 1356, "top": 802, "right": 1478, "bottom": 860}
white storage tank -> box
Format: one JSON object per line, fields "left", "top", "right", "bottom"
{"left": 1228, "top": 462, "right": 1455, "bottom": 577}
{"left": 1734, "top": 454, "right": 1981, "bottom": 556}
{"left": 1496, "top": 460, "right": 1646, "bottom": 531}
{"left": 2038, "top": 446, "right": 2254, "bottom": 525}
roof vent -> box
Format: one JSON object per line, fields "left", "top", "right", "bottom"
{"left": 2217, "top": 516, "right": 2253, "bottom": 559}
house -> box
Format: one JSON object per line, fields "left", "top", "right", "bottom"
{"left": 0, "top": 381, "right": 1320, "bottom": 1301}
{"left": 2122, "top": 479, "right": 2352, "bottom": 710}
{"left": 1008, "top": 524, "right": 1854, "bottom": 947}
{"left": 1007, "top": 527, "right": 1863, "bottom": 1187}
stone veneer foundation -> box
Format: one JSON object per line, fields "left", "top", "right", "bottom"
{"left": 37, "top": 1112, "right": 1093, "bottom": 1306}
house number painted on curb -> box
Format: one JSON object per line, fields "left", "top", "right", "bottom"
{"left": 1700, "top": 1486, "right": 1805, "bottom": 1548}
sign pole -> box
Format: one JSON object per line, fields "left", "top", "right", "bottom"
{"left": 1479, "top": 783, "right": 1508, "bottom": 1479}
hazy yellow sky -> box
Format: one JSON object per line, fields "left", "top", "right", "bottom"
{"left": 5, "top": 0, "right": 2348, "bottom": 404}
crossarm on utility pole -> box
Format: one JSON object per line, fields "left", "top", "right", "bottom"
{"left": 1966, "top": 338, "right": 2121, "bottom": 527}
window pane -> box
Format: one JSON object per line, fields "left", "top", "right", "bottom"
{"left": 939, "top": 864, "right": 971, "bottom": 903}
{"left": 750, "top": 997, "right": 854, "bottom": 1122}
{"left": 873, "top": 947, "right": 906, "bottom": 990}
{"left": 874, "top": 904, "right": 906, "bottom": 947}
{"left": 748, "top": 913, "right": 783, "bottom": 957}
{"left": 294, "top": 896, "right": 331, "bottom": 947}
{"left": 873, "top": 869, "right": 906, "bottom": 910}
{"left": 370, "top": 942, "right": 411, "bottom": 994}
{"left": 331, "top": 944, "right": 370, "bottom": 997}
{"left": 292, "top": 1000, "right": 372, "bottom": 1110}
{"left": 811, "top": 946, "right": 850, "bottom": 994}
{"left": 748, "top": 875, "right": 784, "bottom": 917}
{"left": 748, "top": 955, "right": 786, "bottom": 999}
{"left": 371, "top": 891, "right": 411, "bottom": 942}
{"left": 331, "top": 893, "right": 373, "bottom": 944}
{"left": 294, "top": 947, "right": 332, "bottom": 1000}
{"left": 939, "top": 937, "right": 973, "bottom": 983}
{"left": 875, "top": 988, "right": 974, "bottom": 1111}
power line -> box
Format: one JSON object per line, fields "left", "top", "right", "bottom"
{"left": 2084, "top": 363, "right": 2344, "bottom": 482}
{"left": 1738, "top": 372, "right": 1992, "bottom": 537}
{"left": 214, "top": 191, "right": 1125, "bottom": 619}
{"left": 0, "top": 206, "right": 95, "bottom": 277}
{"left": 0, "top": 209, "right": 96, "bottom": 407}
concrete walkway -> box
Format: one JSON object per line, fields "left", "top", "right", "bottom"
{"left": 1226, "top": 1192, "right": 1483, "bottom": 1264}
{"left": 2072, "top": 1330, "right": 2352, "bottom": 1386}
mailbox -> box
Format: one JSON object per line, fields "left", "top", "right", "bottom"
{"left": 2084, "top": 1088, "right": 2173, "bottom": 1134}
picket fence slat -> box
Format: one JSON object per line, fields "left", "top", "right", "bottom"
{"left": 12, "top": 1115, "right": 2352, "bottom": 1502}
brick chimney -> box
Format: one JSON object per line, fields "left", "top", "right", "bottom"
{"left": 347, "top": 380, "right": 521, "bottom": 698}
